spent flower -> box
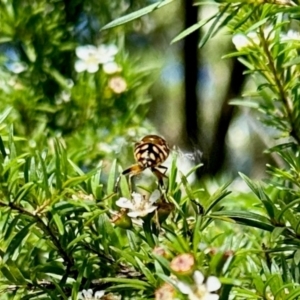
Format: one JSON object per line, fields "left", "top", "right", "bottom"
{"left": 170, "top": 253, "right": 195, "bottom": 274}
{"left": 108, "top": 76, "right": 127, "bottom": 94}
{"left": 155, "top": 283, "right": 176, "bottom": 300}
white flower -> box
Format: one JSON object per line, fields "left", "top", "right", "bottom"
{"left": 176, "top": 271, "right": 221, "bottom": 300}
{"left": 116, "top": 190, "right": 160, "bottom": 218}
{"left": 8, "top": 61, "right": 27, "bottom": 73}
{"left": 108, "top": 76, "right": 127, "bottom": 94}
{"left": 232, "top": 27, "right": 274, "bottom": 51}
{"left": 74, "top": 44, "right": 118, "bottom": 73}
{"left": 232, "top": 32, "right": 259, "bottom": 51}
{"left": 76, "top": 289, "right": 105, "bottom": 299}
{"left": 97, "top": 44, "right": 118, "bottom": 64}
{"left": 103, "top": 61, "right": 122, "bottom": 74}
{"left": 281, "top": 29, "right": 300, "bottom": 42}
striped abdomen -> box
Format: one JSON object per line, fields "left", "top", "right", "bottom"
{"left": 134, "top": 135, "right": 170, "bottom": 168}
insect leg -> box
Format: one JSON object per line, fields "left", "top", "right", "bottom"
{"left": 114, "top": 164, "right": 144, "bottom": 192}
{"left": 157, "top": 165, "right": 168, "bottom": 176}
{"left": 152, "top": 167, "right": 168, "bottom": 188}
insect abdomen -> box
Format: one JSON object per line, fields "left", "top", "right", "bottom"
{"left": 134, "top": 139, "right": 169, "bottom": 168}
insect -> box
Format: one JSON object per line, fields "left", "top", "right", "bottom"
{"left": 114, "top": 135, "right": 170, "bottom": 192}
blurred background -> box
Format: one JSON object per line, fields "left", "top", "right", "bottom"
{"left": 0, "top": 0, "right": 271, "bottom": 185}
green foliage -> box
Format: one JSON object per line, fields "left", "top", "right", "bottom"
{"left": 2, "top": 0, "right": 300, "bottom": 299}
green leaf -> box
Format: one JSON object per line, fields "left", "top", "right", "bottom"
{"left": 0, "top": 107, "right": 12, "bottom": 124}
{"left": 0, "top": 265, "right": 18, "bottom": 283}
{"left": 43, "top": 68, "right": 70, "bottom": 89}
{"left": 107, "top": 159, "right": 117, "bottom": 195}
{"left": 277, "top": 198, "right": 300, "bottom": 222}
{"left": 171, "top": 15, "right": 215, "bottom": 44}
{"left": 67, "top": 234, "right": 89, "bottom": 250}
{"left": 180, "top": 172, "right": 195, "bottom": 201}
{"left": 205, "top": 182, "right": 231, "bottom": 214}
{"left": 271, "top": 227, "right": 285, "bottom": 241}
{"left": 233, "top": 5, "right": 257, "bottom": 30}
{"left": 101, "top": 277, "right": 151, "bottom": 288}
{"left": 120, "top": 173, "right": 131, "bottom": 199}
{"left": 0, "top": 135, "right": 7, "bottom": 158}
{"left": 294, "top": 249, "right": 300, "bottom": 265}
{"left": 264, "top": 274, "right": 283, "bottom": 298}
{"left": 62, "top": 175, "right": 90, "bottom": 188}
{"left": 199, "top": 3, "right": 230, "bottom": 48}
{"left": 135, "top": 257, "right": 156, "bottom": 286}
{"left": 101, "top": 0, "right": 174, "bottom": 30}
{"left": 37, "top": 151, "right": 50, "bottom": 198}
{"left": 265, "top": 142, "right": 296, "bottom": 153}
{"left": 285, "top": 288, "right": 300, "bottom": 300}
{"left": 283, "top": 56, "right": 300, "bottom": 68}
{"left": 14, "top": 182, "right": 34, "bottom": 203}
{"left": 210, "top": 210, "right": 274, "bottom": 231}
{"left": 152, "top": 253, "right": 170, "bottom": 272}
{"left": 49, "top": 279, "right": 68, "bottom": 300}
{"left": 110, "top": 246, "right": 137, "bottom": 266}
{"left": 68, "top": 158, "right": 85, "bottom": 176}
{"left": 245, "top": 18, "right": 268, "bottom": 33}
{"left": 91, "top": 164, "right": 102, "bottom": 196}
{"left": 52, "top": 212, "right": 64, "bottom": 236}
{"left": 3, "top": 260, "right": 27, "bottom": 284}
{"left": 4, "top": 222, "right": 35, "bottom": 262}
{"left": 34, "top": 262, "right": 65, "bottom": 275}
{"left": 168, "top": 153, "right": 178, "bottom": 193}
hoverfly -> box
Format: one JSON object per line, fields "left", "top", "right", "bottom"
{"left": 114, "top": 135, "right": 170, "bottom": 192}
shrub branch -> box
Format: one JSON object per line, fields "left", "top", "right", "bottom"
{"left": 260, "top": 27, "right": 300, "bottom": 144}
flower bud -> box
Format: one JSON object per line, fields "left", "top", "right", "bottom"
{"left": 111, "top": 209, "right": 132, "bottom": 229}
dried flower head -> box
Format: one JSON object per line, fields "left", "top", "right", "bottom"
{"left": 108, "top": 76, "right": 127, "bottom": 94}
{"left": 170, "top": 253, "right": 195, "bottom": 274}
{"left": 155, "top": 283, "right": 176, "bottom": 300}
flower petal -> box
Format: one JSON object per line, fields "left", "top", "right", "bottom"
{"left": 204, "top": 294, "right": 219, "bottom": 300}
{"left": 81, "top": 289, "right": 93, "bottom": 298}
{"left": 94, "top": 290, "right": 106, "bottom": 299}
{"left": 127, "top": 211, "right": 142, "bottom": 218}
{"left": 103, "top": 61, "right": 121, "bottom": 74}
{"left": 206, "top": 276, "right": 221, "bottom": 292}
{"left": 115, "top": 198, "right": 133, "bottom": 209}
{"left": 144, "top": 206, "right": 158, "bottom": 214}
{"left": 76, "top": 45, "right": 97, "bottom": 59}
{"left": 232, "top": 34, "right": 249, "bottom": 51}
{"left": 193, "top": 270, "right": 205, "bottom": 285}
{"left": 86, "top": 63, "right": 99, "bottom": 73}
{"left": 74, "top": 60, "right": 87, "bottom": 73}
{"left": 149, "top": 190, "right": 160, "bottom": 204}
{"left": 176, "top": 281, "right": 192, "bottom": 294}
{"left": 132, "top": 218, "right": 144, "bottom": 226}
{"left": 127, "top": 205, "right": 157, "bottom": 218}
{"left": 9, "top": 62, "right": 27, "bottom": 73}
{"left": 106, "top": 44, "right": 118, "bottom": 56}
{"left": 131, "top": 192, "right": 143, "bottom": 204}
